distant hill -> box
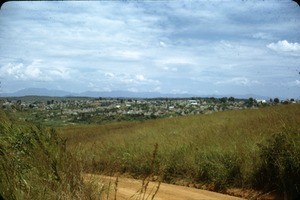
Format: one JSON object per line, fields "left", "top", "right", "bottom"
{"left": 1, "top": 88, "right": 196, "bottom": 98}
{"left": 78, "top": 90, "right": 197, "bottom": 98}
{"left": 1, "top": 88, "right": 74, "bottom": 97}
{"left": 1, "top": 88, "right": 273, "bottom": 100}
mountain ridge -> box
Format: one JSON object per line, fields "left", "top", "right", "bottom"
{"left": 1, "top": 87, "right": 274, "bottom": 100}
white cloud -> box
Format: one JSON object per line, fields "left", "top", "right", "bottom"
{"left": 25, "top": 64, "right": 42, "bottom": 79}
{"left": 215, "top": 77, "right": 260, "bottom": 86}
{"left": 159, "top": 41, "right": 167, "bottom": 47}
{"left": 252, "top": 32, "right": 273, "bottom": 40}
{"left": 102, "top": 72, "right": 160, "bottom": 87}
{"left": 219, "top": 40, "right": 234, "bottom": 49}
{"left": 170, "top": 89, "right": 188, "bottom": 94}
{"left": 287, "top": 80, "right": 300, "bottom": 87}
{"left": 267, "top": 40, "right": 300, "bottom": 54}
{"left": 1, "top": 63, "right": 25, "bottom": 79}
{"left": 162, "top": 66, "right": 178, "bottom": 72}
{"left": 48, "top": 67, "right": 71, "bottom": 79}
{"left": 104, "top": 72, "right": 115, "bottom": 78}
{"left": 155, "top": 57, "right": 196, "bottom": 66}
{"left": 0, "top": 61, "right": 47, "bottom": 81}
{"left": 115, "top": 50, "right": 143, "bottom": 60}
{"left": 88, "top": 82, "right": 95, "bottom": 88}
{"left": 0, "top": 60, "right": 72, "bottom": 81}
{"left": 135, "top": 74, "right": 145, "bottom": 81}
{"left": 101, "top": 72, "right": 161, "bottom": 92}
{"left": 130, "top": 74, "right": 160, "bottom": 85}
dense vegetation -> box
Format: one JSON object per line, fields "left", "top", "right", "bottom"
{"left": 59, "top": 104, "right": 300, "bottom": 199}
{"left": 2, "top": 103, "right": 299, "bottom": 199}
{"left": 0, "top": 110, "right": 101, "bottom": 199}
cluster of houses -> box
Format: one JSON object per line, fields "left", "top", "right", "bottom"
{"left": 0, "top": 96, "right": 297, "bottom": 125}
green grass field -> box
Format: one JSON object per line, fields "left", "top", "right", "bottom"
{"left": 58, "top": 104, "right": 300, "bottom": 198}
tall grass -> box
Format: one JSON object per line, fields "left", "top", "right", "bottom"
{"left": 58, "top": 104, "right": 300, "bottom": 198}
{"left": 0, "top": 110, "right": 102, "bottom": 199}
{"left": 255, "top": 129, "right": 300, "bottom": 200}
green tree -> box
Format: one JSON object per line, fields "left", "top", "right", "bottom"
{"left": 274, "top": 98, "right": 280, "bottom": 103}
{"left": 247, "top": 97, "right": 254, "bottom": 107}
{"left": 228, "top": 97, "right": 235, "bottom": 102}
{"left": 219, "top": 97, "right": 228, "bottom": 103}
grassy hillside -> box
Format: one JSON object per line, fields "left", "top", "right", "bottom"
{"left": 58, "top": 104, "right": 300, "bottom": 198}
{"left": 0, "top": 110, "right": 101, "bottom": 199}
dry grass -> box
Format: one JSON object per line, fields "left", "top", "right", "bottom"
{"left": 58, "top": 104, "right": 300, "bottom": 198}
{"left": 0, "top": 110, "right": 103, "bottom": 199}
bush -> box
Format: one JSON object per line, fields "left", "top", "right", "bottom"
{"left": 0, "top": 111, "right": 101, "bottom": 199}
{"left": 255, "top": 130, "right": 300, "bottom": 199}
{"left": 195, "top": 151, "right": 242, "bottom": 191}
{"left": 162, "top": 145, "right": 197, "bottom": 182}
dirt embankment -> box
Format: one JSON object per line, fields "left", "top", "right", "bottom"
{"left": 83, "top": 174, "right": 246, "bottom": 200}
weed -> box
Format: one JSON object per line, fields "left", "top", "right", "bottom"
{"left": 255, "top": 129, "right": 300, "bottom": 200}
{"left": 0, "top": 110, "right": 101, "bottom": 199}
{"left": 129, "top": 143, "right": 161, "bottom": 200}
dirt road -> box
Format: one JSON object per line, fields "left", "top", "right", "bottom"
{"left": 83, "top": 174, "right": 245, "bottom": 200}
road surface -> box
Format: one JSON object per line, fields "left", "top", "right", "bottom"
{"left": 83, "top": 174, "right": 245, "bottom": 200}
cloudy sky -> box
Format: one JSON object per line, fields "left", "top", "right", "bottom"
{"left": 0, "top": 1, "right": 299, "bottom": 98}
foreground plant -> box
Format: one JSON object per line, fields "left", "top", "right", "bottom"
{"left": 255, "top": 129, "right": 300, "bottom": 200}
{"left": 0, "top": 110, "right": 101, "bottom": 199}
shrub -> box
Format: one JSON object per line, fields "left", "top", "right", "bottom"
{"left": 195, "top": 151, "right": 242, "bottom": 191}
{"left": 162, "top": 145, "right": 197, "bottom": 182}
{"left": 255, "top": 129, "right": 300, "bottom": 199}
{"left": 0, "top": 111, "right": 101, "bottom": 199}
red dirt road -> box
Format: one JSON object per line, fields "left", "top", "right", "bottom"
{"left": 83, "top": 174, "right": 245, "bottom": 200}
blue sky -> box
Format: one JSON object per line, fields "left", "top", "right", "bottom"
{"left": 0, "top": 1, "right": 299, "bottom": 98}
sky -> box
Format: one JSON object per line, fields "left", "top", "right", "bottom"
{"left": 0, "top": 0, "right": 300, "bottom": 99}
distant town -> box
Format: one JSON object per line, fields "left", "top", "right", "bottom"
{"left": 1, "top": 95, "right": 298, "bottom": 126}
